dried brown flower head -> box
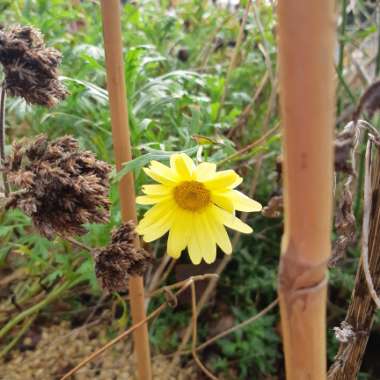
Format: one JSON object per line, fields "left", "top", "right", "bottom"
{"left": 94, "top": 221, "right": 153, "bottom": 292}
{"left": 4, "top": 135, "right": 111, "bottom": 238}
{"left": 0, "top": 25, "right": 67, "bottom": 106}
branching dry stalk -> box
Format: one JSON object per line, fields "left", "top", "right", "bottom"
{"left": 328, "top": 140, "right": 380, "bottom": 379}
{"left": 171, "top": 297, "right": 279, "bottom": 358}
{"left": 190, "top": 281, "right": 218, "bottom": 380}
{"left": 59, "top": 274, "right": 218, "bottom": 380}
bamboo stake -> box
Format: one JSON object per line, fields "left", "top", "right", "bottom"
{"left": 277, "top": 2, "right": 336, "bottom": 379}
{"left": 99, "top": 2, "right": 152, "bottom": 379}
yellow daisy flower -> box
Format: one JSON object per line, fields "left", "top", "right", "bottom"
{"left": 136, "top": 153, "right": 262, "bottom": 265}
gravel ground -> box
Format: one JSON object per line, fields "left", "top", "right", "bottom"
{"left": 0, "top": 321, "right": 198, "bottom": 380}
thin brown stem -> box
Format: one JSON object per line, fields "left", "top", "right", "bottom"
{"left": 60, "top": 275, "right": 217, "bottom": 380}
{"left": 190, "top": 281, "right": 218, "bottom": 380}
{"left": 0, "top": 86, "right": 10, "bottom": 197}
{"left": 362, "top": 140, "right": 380, "bottom": 308}
{"left": 216, "top": 0, "right": 252, "bottom": 121}
{"left": 196, "top": 298, "right": 279, "bottom": 352}
{"left": 63, "top": 236, "right": 92, "bottom": 252}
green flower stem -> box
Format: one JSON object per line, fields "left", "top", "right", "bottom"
{"left": 0, "top": 314, "right": 37, "bottom": 358}
{"left": 0, "top": 278, "right": 79, "bottom": 341}
{"left": 337, "top": 0, "right": 348, "bottom": 115}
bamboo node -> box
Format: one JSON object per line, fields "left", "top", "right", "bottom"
{"left": 279, "top": 252, "right": 329, "bottom": 292}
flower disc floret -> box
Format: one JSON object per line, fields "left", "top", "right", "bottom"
{"left": 173, "top": 181, "right": 210, "bottom": 211}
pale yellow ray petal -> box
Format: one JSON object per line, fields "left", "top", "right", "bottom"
{"left": 199, "top": 211, "right": 217, "bottom": 264}
{"left": 230, "top": 190, "right": 262, "bottom": 212}
{"left": 149, "top": 160, "right": 178, "bottom": 180}
{"left": 136, "top": 195, "right": 169, "bottom": 205}
{"left": 230, "top": 176, "right": 243, "bottom": 189}
{"left": 205, "top": 209, "right": 232, "bottom": 254}
{"left": 137, "top": 201, "right": 174, "bottom": 232}
{"left": 212, "top": 205, "right": 253, "bottom": 234}
{"left": 167, "top": 210, "right": 192, "bottom": 259}
{"left": 211, "top": 191, "right": 234, "bottom": 212}
{"left": 194, "top": 162, "right": 217, "bottom": 182}
{"left": 187, "top": 218, "right": 203, "bottom": 265}
{"left": 203, "top": 170, "right": 242, "bottom": 190}
{"left": 143, "top": 168, "right": 176, "bottom": 186}
{"left": 170, "top": 153, "right": 194, "bottom": 180}
{"left": 141, "top": 209, "right": 175, "bottom": 242}
{"left": 142, "top": 184, "right": 171, "bottom": 196}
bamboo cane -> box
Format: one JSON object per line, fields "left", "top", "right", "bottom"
{"left": 99, "top": 2, "right": 152, "bottom": 379}
{"left": 277, "top": 1, "right": 336, "bottom": 379}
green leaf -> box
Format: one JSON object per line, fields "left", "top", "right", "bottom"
{"left": 111, "top": 146, "right": 198, "bottom": 183}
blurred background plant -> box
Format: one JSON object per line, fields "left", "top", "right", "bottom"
{"left": 0, "top": 0, "right": 379, "bottom": 379}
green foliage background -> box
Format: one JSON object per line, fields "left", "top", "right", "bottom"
{"left": 0, "top": 1, "right": 379, "bottom": 379}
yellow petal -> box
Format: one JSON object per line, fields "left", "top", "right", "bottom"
{"left": 230, "top": 175, "right": 243, "bottom": 189}
{"left": 144, "top": 160, "right": 178, "bottom": 185}
{"left": 143, "top": 167, "right": 176, "bottom": 186}
{"left": 211, "top": 192, "right": 234, "bottom": 212}
{"left": 140, "top": 209, "right": 175, "bottom": 242}
{"left": 230, "top": 190, "right": 262, "bottom": 212}
{"left": 205, "top": 210, "right": 232, "bottom": 254}
{"left": 142, "top": 184, "right": 171, "bottom": 196}
{"left": 149, "top": 160, "right": 178, "bottom": 180}
{"left": 212, "top": 205, "right": 253, "bottom": 234}
{"left": 187, "top": 218, "right": 207, "bottom": 265}
{"left": 199, "top": 211, "right": 217, "bottom": 264}
{"left": 203, "top": 170, "right": 242, "bottom": 190}
{"left": 167, "top": 210, "right": 192, "bottom": 259}
{"left": 170, "top": 153, "right": 194, "bottom": 179}
{"left": 137, "top": 201, "right": 173, "bottom": 231}
{"left": 136, "top": 195, "right": 169, "bottom": 205}
{"left": 194, "top": 162, "right": 217, "bottom": 182}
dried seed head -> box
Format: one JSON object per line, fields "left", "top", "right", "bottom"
{"left": 0, "top": 25, "right": 67, "bottom": 106}
{"left": 4, "top": 135, "right": 111, "bottom": 239}
{"left": 94, "top": 221, "right": 152, "bottom": 292}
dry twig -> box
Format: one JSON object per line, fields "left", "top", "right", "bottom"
{"left": 60, "top": 274, "right": 218, "bottom": 380}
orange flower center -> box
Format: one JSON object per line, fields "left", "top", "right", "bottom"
{"left": 173, "top": 181, "right": 210, "bottom": 211}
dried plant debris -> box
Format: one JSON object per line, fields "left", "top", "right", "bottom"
{"left": 330, "top": 189, "right": 356, "bottom": 267}
{"left": 94, "top": 221, "right": 153, "bottom": 292}
{"left": 333, "top": 321, "right": 356, "bottom": 344}
{"left": 353, "top": 79, "right": 380, "bottom": 123}
{"left": 4, "top": 135, "right": 111, "bottom": 238}
{"left": 262, "top": 195, "right": 283, "bottom": 218}
{"left": 0, "top": 25, "right": 67, "bottom": 106}
{"left": 334, "top": 124, "right": 356, "bottom": 175}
